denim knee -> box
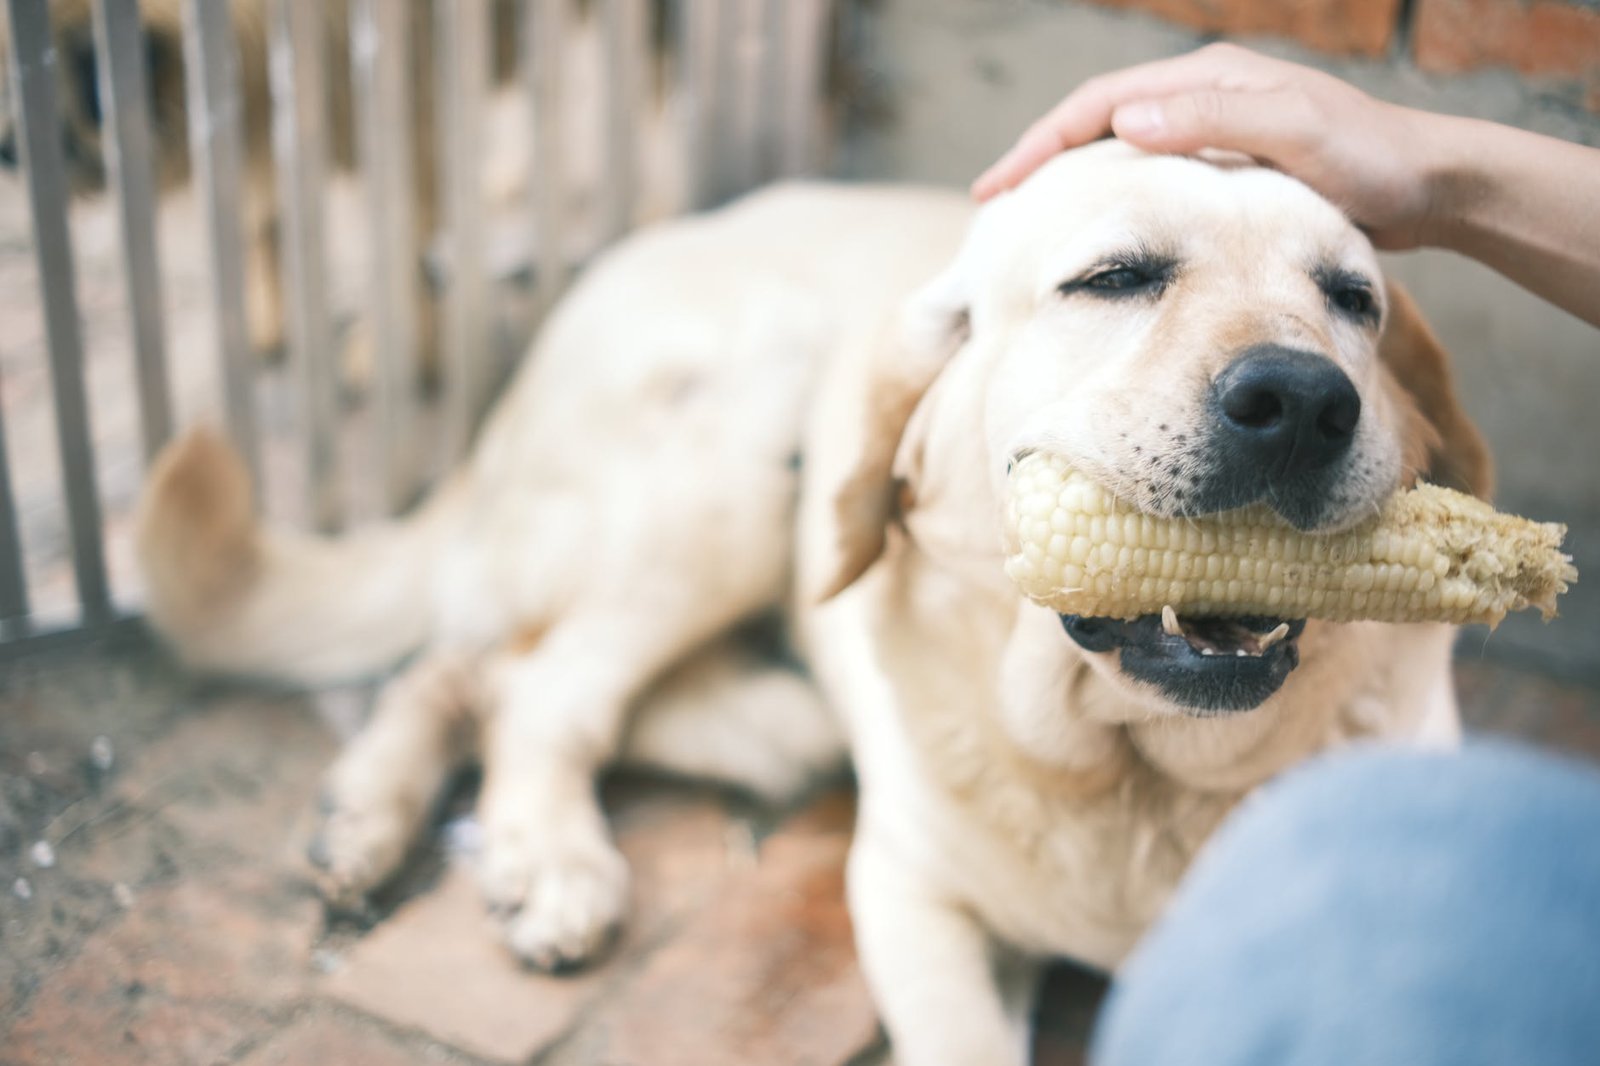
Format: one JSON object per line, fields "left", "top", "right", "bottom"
{"left": 1092, "top": 740, "right": 1600, "bottom": 1066}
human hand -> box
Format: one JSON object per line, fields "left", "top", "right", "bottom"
{"left": 971, "top": 44, "right": 1444, "bottom": 251}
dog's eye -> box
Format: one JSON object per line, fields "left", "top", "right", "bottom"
{"left": 1086, "top": 267, "right": 1154, "bottom": 291}
{"left": 1315, "top": 266, "right": 1380, "bottom": 324}
{"left": 1330, "top": 285, "right": 1374, "bottom": 318}
{"left": 1061, "top": 258, "right": 1174, "bottom": 299}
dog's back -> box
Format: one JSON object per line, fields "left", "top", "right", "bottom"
{"left": 137, "top": 182, "right": 972, "bottom": 685}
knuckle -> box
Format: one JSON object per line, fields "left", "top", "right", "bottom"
{"left": 1182, "top": 90, "right": 1228, "bottom": 131}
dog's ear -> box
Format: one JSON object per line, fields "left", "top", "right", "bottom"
{"left": 804, "top": 260, "right": 971, "bottom": 603}
{"left": 64, "top": 26, "right": 103, "bottom": 128}
{"left": 132, "top": 15, "right": 190, "bottom": 166}
{"left": 1378, "top": 282, "right": 1494, "bottom": 500}
{"left": 143, "top": 20, "right": 186, "bottom": 121}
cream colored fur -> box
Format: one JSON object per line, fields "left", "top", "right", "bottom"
{"left": 137, "top": 145, "right": 1484, "bottom": 1062}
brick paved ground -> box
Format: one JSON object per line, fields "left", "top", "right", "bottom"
{"left": 2, "top": 631, "right": 1596, "bottom": 1066}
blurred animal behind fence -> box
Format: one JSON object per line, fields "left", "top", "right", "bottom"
{"left": 0, "top": 0, "right": 687, "bottom": 389}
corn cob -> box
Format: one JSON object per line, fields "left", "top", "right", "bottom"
{"left": 1003, "top": 452, "right": 1576, "bottom": 627}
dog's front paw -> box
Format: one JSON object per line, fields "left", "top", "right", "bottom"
{"left": 478, "top": 823, "right": 629, "bottom": 971}
{"left": 305, "top": 789, "right": 414, "bottom": 912}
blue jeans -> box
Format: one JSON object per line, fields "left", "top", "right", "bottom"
{"left": 1092, "top": 741, "right": 1600, "bottom": 1065}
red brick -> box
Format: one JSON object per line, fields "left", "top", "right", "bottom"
{"left": 1082, "top": 0, "right": 1402, "bottom": 56}
{"left": 607, "top": 783, "right": 753, "bottom": 931}
{"left": 597, "top": 790, "right": 879, "bottom": 1066}
{"left": 1414, "top": 0, "right": 1600, "bottom": 86}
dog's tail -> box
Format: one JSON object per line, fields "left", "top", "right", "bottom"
{"left": 136, "top": 427, "right": 462, "bottom": 686}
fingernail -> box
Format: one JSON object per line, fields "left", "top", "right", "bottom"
{"left": 1113, "top": 102, "right": 1165, "bottom": 137}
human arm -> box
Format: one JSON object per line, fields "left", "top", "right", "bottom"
{"left": 972, "top": 44, "right": 1600, "bottom": 327}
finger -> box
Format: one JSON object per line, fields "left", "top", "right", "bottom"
{"left": 1109, "top": 87, "right": 1318, "bottom": 166}
{"left": 970, "top": 117, "right": 1089, "bottom": 200}
{"left": 971, "top": 44, "right": 1279, "bottom": 198}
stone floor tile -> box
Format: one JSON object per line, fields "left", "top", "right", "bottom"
{"left": 605, "top": 782, "right": 756, "bottom": 932}
{"left": 593, "top": 790, "right": 879, "bottom": 1066}
{"left": 105, "top": 691, "right": 338, "bottom": 870}
{"left": 6, "top": 996, "right": 261, "bottom": 1066}
{"left": 322, "top": 863, "right": 609, "bottom": 1065}
{"left": 5, "top": 866, "right": 318, "bottom": 1065}
{"left": 231, "top": 1011, "right": 454, "bottom": 1066}
{"left": 324, "top": 788, "right": 739, "bottom": 1064}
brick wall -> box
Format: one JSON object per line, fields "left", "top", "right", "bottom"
{"left": 1414, "top": 0, "right": 1600, "bottom": 109}
{"left": 1084, "top": 0, "right": 1402, "bottom": 56}
{"left": 1083, "top": 0, "right": 1600, "bottom": 108}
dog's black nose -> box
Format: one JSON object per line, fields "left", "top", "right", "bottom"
{"left": 0, "top": 135, "right": 16, "bottom": 168}
{"left": 1213, "top": 346, "right": 1360, "bottom": 478}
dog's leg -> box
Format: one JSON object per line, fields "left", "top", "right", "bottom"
{"left": 475, "top": 506, "right": 796, "bottom": 966}
{"left": 476, "top": 613, "right": 712, "bottom": 970}
{"left": 475, "top": 585, "right": 789, "bottom": 967}
{"left": 244, "top": 209, "right": 286, "bottom": 360}
{"left": 474, "top": 325, "right": 810, "bottom": 967}
{"left": 848, "top": 838, "right": 1030, "bottom": 1066}
{"left": 620, "top": 631, "right": 845, "bottom": 803}
{"left": 308, "top": 652, "right": 481, "bottom": 909}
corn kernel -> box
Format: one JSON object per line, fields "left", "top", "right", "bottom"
{"left": 1003, "top": 454, "right": 1576, "bottom": 627}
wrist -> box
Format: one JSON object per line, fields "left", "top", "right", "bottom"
{"left": 1411, "top": 114, "right": 1502, "bottom": 252}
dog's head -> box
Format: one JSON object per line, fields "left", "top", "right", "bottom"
{"left": 0, "top": 2, "right": 189, "bottom": 194}
{"left": 819, "top": 141, "right": 1489, "bottom": 720}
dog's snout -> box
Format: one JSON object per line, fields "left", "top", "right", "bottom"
{"left": 1213, "top": 346, "right": 1360, "bottom": 478}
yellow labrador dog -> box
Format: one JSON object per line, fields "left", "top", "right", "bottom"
{"left": 137, "top": 142, "right": 1489, "bottom": 1062}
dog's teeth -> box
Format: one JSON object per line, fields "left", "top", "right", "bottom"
{"left": 1258, "top": 622, "right": 1292, "bottom": 650}
{"left": 1161, "top": 605, "right": 1182, "bottom": 638}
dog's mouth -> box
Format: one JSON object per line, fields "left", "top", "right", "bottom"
{"left": 1060, "top": 610, "right": 1307, "bottom": 714}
